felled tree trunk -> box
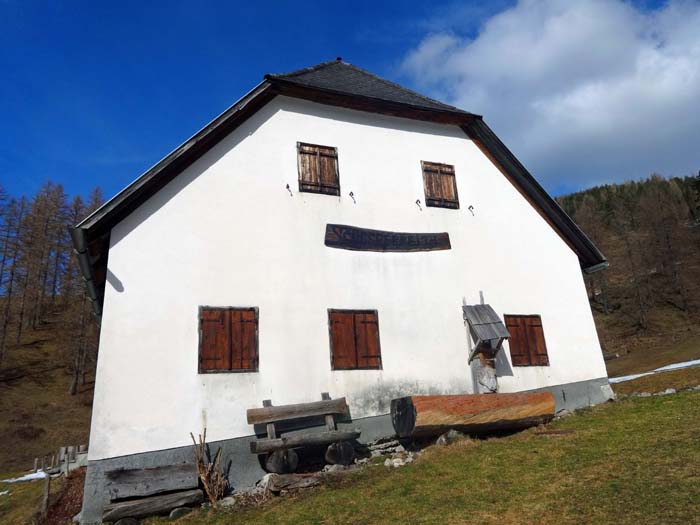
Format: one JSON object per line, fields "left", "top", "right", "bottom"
{"left": 391, "top": 392, "right": 555, "bottom": 439}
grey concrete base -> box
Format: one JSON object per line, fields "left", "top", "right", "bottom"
{"left": 81, "top": 376, "right": 611, "bottom": 523}
{"left": 524, "top": 376, "right": 614, "bottom": 413}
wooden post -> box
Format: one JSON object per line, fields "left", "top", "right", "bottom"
{"left": 321, "top": 393, "right": 336, "bottom": 431}
{"left": 33, "top": 458, "right": 38, "bottom": 472}
{"left": 40, "top": 473, "right": 51, "bottom": 519}
{"left": 262, "top": 400, "right": 276, "bottom": 439}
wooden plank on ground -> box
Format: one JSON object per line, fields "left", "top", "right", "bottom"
{"left": 103, "top": 489, "right": 203, "bottom": 522}
{"left": 104, "top": 464, "right": 199, "bottom": 501}
{"left": 247, "top": 397, "right": 349, "bottom": 425}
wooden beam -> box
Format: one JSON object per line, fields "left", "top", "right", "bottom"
{"left": 391, "top": 392, "right": 555, "bottom": 438}
{"left": 250, "top": 430, "right": 360, "bottom": 454}
{"left": 103, "top": 489, "right": 203, "bottom": 522}
{"left": 104, "top": 464, "right": 198, "bottom": 501}
{"left": 247, "top": 397, "right": 349, "bottom": 425}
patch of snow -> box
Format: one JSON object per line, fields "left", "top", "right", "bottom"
{"left": 1, "top": 471, "right": 47, "bottom": 483}
{"left": 0, "top": 490, "right": 9, "bottom": 496}
{"left": 609, "top": 359, "right": 700, "bottom": 384}
{"left": 654, "top": 359, "right": 700, "bottom": 373}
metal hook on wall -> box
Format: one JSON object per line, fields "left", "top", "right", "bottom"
{"left": 416, "top": 199, "right": 423, "bottom": 211}
{"left": 286, "top": 184, "right": 293, "bottom": 197}
{"left": 349, "top": 191, "right": 356, "bottom": 204}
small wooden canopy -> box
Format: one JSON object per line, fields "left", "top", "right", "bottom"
{"left": 462, "top": 304, "right": 510, "bottom": 363}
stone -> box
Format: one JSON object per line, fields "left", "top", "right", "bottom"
{"left": 169, "top": 507, "right": 192, "bottom": 519}
{"left": 218, "top": 496, "right": 237, "bottom": 508}
{"left": 322, "top": 464, "right": 348, "bottom": 473}
{"left": 114, "top": 519, "right": 139, "bottom": 525}
{"left": 638, "top": 392, "right": 652, "bottom": 398}
{"left": 435, "top": 429, "right": 466, "bottom": 446}
{"left": 663, "top": 388, "right": 676, "bottom": 395}
{"left": 383, "top": 458, "right": 392, "bottom": 468}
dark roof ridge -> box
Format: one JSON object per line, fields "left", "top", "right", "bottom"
{"left": 267, "top": 59, "right": 474, "bottom": 116}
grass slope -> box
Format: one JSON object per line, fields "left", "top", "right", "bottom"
{"left": 0, "top": 323, "right": 93, "bottom": 476}
{"left": 148, "top": 391, "right": 700, "bottom": 525}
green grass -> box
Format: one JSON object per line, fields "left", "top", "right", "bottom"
{"left": 0, "top": 474, "right": 48, "bottom": 525}
{"left": 146, "top": 392, "right": 700, "bottom": 525}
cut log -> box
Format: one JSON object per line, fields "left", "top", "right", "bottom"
{"left": 247, "top": 397, "right": 349, "bottom": 425}
{"left": 102, "top": 489, "right": 203, "bottom": 522}
{"left": 391, "top": 392, "right": 555, "bottom": 438}
{"left": 105, "top": 464, "right": 198, "bottom": 501}
{"left": 250, "top": 430, "right": 360, "bottom": 454}
{"left": 265, "top": 449, "right": 299, "bottom": 474}
{"left": 324, "top": 441, "right": 355, "bottom": 465}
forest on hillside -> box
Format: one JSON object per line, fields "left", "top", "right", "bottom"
{"left": 0, "top": 174, "right": 699, "bottom": 394}
{"left": 0, "top": 183, "right": 103, "bottom": 394}
{"left": 558, "top": 174, "right": 700, "bottom": 355}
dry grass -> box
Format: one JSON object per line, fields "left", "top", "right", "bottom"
{"left": 0, "top": 323, "right": 93, "bottom": 475}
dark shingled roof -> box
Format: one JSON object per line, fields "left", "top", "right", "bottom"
{"left": 267, "top": 59, "right": 474, "bottom": 116}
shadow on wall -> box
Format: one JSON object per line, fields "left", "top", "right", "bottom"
{"left": 495, "top": 348, "right": 514, "bottom": 377}
{"left": 107, "top": 269, "right": 125, "bottom": 293}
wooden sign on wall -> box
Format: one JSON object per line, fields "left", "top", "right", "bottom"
{"left": 324, "top": 224, "right": 451, "bottom": 252}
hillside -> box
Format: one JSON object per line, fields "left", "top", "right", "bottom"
{"left": 0, "top": 321, "right": 93, "bottom": 476}
{"left": 557, "top": 175, "right": 700, "bottom": 375}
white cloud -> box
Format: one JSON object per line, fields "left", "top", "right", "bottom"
{"left": 401, "top": 0, "right": 700, "bottom": 193}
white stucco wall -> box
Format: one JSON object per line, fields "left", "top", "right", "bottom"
{"left": 89, "top": 96, "right": 607, "bottom": 460}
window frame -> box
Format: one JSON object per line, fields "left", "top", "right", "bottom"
{"left": 503, "top": 313, "right": 550, "bottom": 367}
{"left": 198, "top": 306, "right": 259, "bottom": 374}
{"left": 327, "top": 309, "right": 382, "bottom": 371}
{"left": 421, "top": 160, "right": 460, "bottom": 209}
{"left": 297, "top": 142, "right": 341, "bottom": 196}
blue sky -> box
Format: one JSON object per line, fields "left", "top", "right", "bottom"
{"left": 2, "top": 0, "right": 697, "bottom": 201}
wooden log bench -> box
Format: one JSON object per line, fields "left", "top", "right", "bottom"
{"left": 247, "top": 393, "right": 360, "bottom": 473}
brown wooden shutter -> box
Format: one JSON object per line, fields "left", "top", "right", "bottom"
{"left": 200, "top": 308, "right": 231, "bottom": 371}
{"left": 330, "top": 311, "right": 357, "bottom": 369}
{"left": 298, "top": 143, "right": 340, "bottom": 195}
{"left": 354, "top": 312, "right": 381, "bottom": 369}
{"left": 505, "top": 315, "right": 531, "bottom": 366}
{"left": 421, "top": 161, "right": 459, "bottom": 209}
{"left": 525, "top": 316, "right": 549, "bottom": 366}
{"left": 229, "top": 308, "right": 257, "bottom": 371}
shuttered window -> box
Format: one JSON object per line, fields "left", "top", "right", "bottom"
{"left": 199, "top": 307, "right": 258, "bottom": 372}
{"left": 297, "top": 142, "right": 340, "bottom": 196}
{"left": 328, "top": 310, "right": 382, "bottom": 370}
{"left": 504, "top": 314, "right": 550, "bottom": 366}
{"left": 421, "top": 161, "right": 459, "bottom": 209}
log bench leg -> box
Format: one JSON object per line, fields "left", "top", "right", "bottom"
{"left": 265, "top": 449, "right": 299, "bottom": 474}
{"left": 325, "top": 442, "right": 355, "bottom": 466}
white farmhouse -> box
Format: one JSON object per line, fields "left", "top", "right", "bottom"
{"left": 72, "top": 59, "right": 611, "bottom": 522}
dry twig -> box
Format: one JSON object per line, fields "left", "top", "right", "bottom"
{"left": 190, "top": 429, "right": 228, "bottom": 503}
